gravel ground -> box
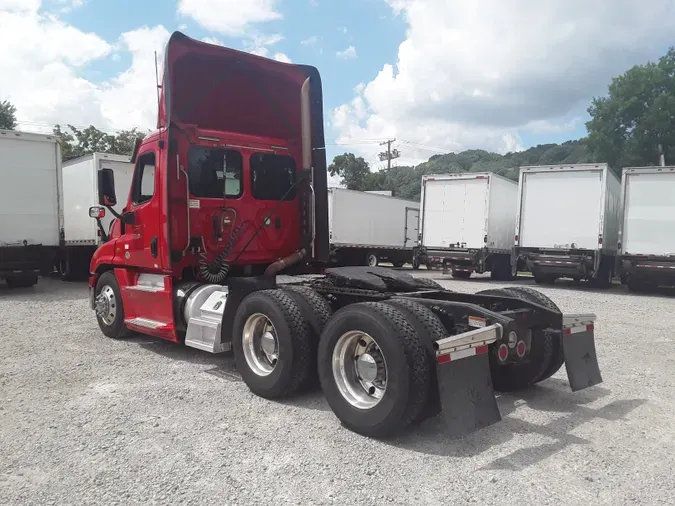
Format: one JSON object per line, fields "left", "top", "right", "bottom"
{"left": 1, "top": 272, "right": 674, "bottom": 506}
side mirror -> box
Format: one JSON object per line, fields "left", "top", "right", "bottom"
{"left": 98, "top": 168, "right": 117, "bottom": 206}
{"left": 89, "top": 206, "right": 106, "bottom": 219}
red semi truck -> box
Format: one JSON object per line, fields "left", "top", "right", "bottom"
{"left": 86, "top": 32, "right": 602, "bottom": 438}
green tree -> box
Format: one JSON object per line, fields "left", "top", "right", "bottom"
{"left": 0, "top": 100, "right": 18, "bottom": 130}
{"left": 586, "top": 47, "right": 675, "bottom": 169}
{"left": 53, "top": 124, "right": 148, "bottom": 162}
{"left": 328, "top": 152, "right": 372, "bottom": 190}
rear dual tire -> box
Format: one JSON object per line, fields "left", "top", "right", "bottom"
{"left": 476, "top": 286, "right": 564, "bottom": 391}
{"left": 317, "top": 302, "right": 432, "bottom": 438}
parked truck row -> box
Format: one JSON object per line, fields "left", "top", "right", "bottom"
{"left": 414, "top": 163, "right": 675, "bottom": 292}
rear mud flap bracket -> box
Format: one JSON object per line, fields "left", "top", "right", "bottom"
{"left": 434, "top": 324, "right": 502, "bottom": 437}
{"left": 562, "top": 313, "right": 603, "bottom": 392}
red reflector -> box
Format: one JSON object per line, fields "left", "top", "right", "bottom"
{"left": 563, "top": 328, "right": 571, "bottom": 335}
{"left": 514, "top": 234, "right": 519, "bottom": 243}
{"left": 516, "top": 340, "right": 526, "bottom": 357}
{"left": 475, "top": 344, "right": 489, "bottom": 355}
{"left": 437, "top": 354, "right": 451, "bottom": 364}
{"left": 497, "top": 344, "right": 508, "bottom": 361}
{"left": 586, "top": 323, "right": 594, "bottom": 332}
{"left": 598, "top": 236, "right": 603, "bottom": 245}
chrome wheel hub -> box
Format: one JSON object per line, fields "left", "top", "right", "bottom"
{"left": 332, "top": 331, "right": 388, "bottom": 409}
{"left": 242, "top": 313, "right": 279, "bottom": 376}
{"left": 95, "top": 285, "right": 117, "bottom": 326}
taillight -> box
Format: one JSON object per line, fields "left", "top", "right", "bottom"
{"left": 598, "top": 235, "right": 603, "bottom": 245}
{"left": 514, "top": 234, "right": 519, "bottom": 245}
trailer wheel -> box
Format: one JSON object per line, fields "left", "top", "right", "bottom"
{"left": 232, "top": 289, "right": 313, "bottom": 399}
{"left": 451, "top": 270, "right": 471, "bottom": 280}
{"left": 5, "top": 274, "right": 38, "bottom": 288}
{"left": 366, "top": 252, "right": 379, "bottom": 267}
{"left": 476, "top": 287, "right": 559, "bottom": 391}
{"left": 94, "top": 271, "right": 130, "bottom": 339}
{"left": 282, "top": 285, "right": 334, "bottom": 387}
{"left": 318, "top": 302, "right": 430, "bottom": 438}
{"left": 383, "top": 298, "right": 447, "bottom": 424}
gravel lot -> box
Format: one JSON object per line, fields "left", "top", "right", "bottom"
{"left": 1, "top": 272, "right": 674, "bottom": 505}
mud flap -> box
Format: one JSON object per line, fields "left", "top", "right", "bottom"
{"left": 434, "top": 324, "right": 503, "bottom": 437}
{"left": 562, "top": 314, "right": 603, "bottom": 392}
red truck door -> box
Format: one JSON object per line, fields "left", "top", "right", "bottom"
{"left": 116, "top": 150, "right": 163, "bottom": 271}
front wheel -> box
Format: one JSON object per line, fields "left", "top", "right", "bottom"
{"left": 318, "top": 302, "right": 430, "bottom": 438}
{"left": 94, "top": 271, "right": 130, "bottom": 339}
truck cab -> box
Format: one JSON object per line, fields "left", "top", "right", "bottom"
{"left": 88, "top": 32, "right": 328, "bottom": 344}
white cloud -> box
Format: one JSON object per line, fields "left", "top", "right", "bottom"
{"left": 301, "top": 35, "right": 319, "bottom": 47}
{"left": 333, "top": 0, "right": 675, "bottom": 165}
{"left": 0, "top": 4, "right": 113, "bottom": 130}
{"left": 0, "top": 3, "right": 172, "bottom": 135}
{"left": 336, "top": 45, "right": 357, "bottom": 60}
{"left": 273, "top": 52, "right": 292, "bottom": 63}
{"left": 177, "top": 0, "right": 282, "bottom": 36}
{"left": 99, "top": 25, "right": 171, "bottom": 131}
{"left": 52, "top": 0, "right": 86, "bottom": 13}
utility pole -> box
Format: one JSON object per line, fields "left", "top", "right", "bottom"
{"left": 378, "top": 138, "right": 400, "bottom": 170}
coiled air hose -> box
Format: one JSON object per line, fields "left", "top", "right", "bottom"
{"left": 197, "top": 222, "right": 246, "bottom": 284}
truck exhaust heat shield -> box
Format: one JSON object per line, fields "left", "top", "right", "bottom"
{"left": 434, "top": 324, "right": 503, "bottom": 437}
{"left": 561, "top": 314, "right": 602, "bottom": 392}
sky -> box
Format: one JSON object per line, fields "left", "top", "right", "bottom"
{"left": 1, "top": 0, "right": 675, "bottom": 174}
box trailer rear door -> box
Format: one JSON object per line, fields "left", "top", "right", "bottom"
{"left": 622, "top": 171, "right": 675, "bottom": 256}
{"left": 422, "top": 177, "right": 488, "bottom": 249}
{"left": 0, "top": 134, "right": 60, "bottom": 247}
{"left": 519, "top": 170, "right": 603, "bottom": 250}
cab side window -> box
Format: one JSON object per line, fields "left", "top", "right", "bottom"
{"left": 131, "top": 152, "right": 156, "bottom": 206}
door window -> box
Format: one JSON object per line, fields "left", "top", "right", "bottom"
{"left": 131, "top": 152, "right": 156, "bottom": 206}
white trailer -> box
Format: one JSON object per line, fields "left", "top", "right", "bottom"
{"left": 513, "top": 163, "right": 620, "bottom": 287}
{"left": 60, "top": 152, "right": 134, "bottom": 280}
{"left": 327, "top": 188, "right": 419, "bottom": 267}
{"left": 417, "top": 172, "right": 518, "bottom": 280}
{"left": 617, "top": 166, "right": 675, "bottom": 291}
{"left": 0, "top": 129, "right": 63, "bottom": 288}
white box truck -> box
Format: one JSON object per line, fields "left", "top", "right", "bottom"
{"left": 513, "top": 163, "right": 620, "bottom": 287}
{"left": 327, "top": 188, "right": 419, "bottom": 267}
{"left": 617, "top": 166, "right": 675, "bottom": 292}
{"left": 0, "top": 129, "right": 63, "bottom": 288}
{"left": 417, "top": 172, "right": 518, "bottom": 280}
{"left": 59, "top": 152, "right": 134, "bottom": 280}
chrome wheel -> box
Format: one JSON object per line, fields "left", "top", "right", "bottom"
{"left": 242, "top": 313, "right": 279, "bottom": 377}
{"left": 95, "top": 285, "right": 117, "bottom": 326}
{"left": 332, "top": 331, "right": 388, "bottom": 409}
{"left": 367, "top": 254, "right": 378, "bottom": 267}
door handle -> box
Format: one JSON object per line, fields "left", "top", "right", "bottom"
{"left": 150, "top": 237, "right": 158, "bottom": 258}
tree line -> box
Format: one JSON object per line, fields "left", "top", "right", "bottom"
{"left": 2, "top": 46, "right": 674, "bottom": 190}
